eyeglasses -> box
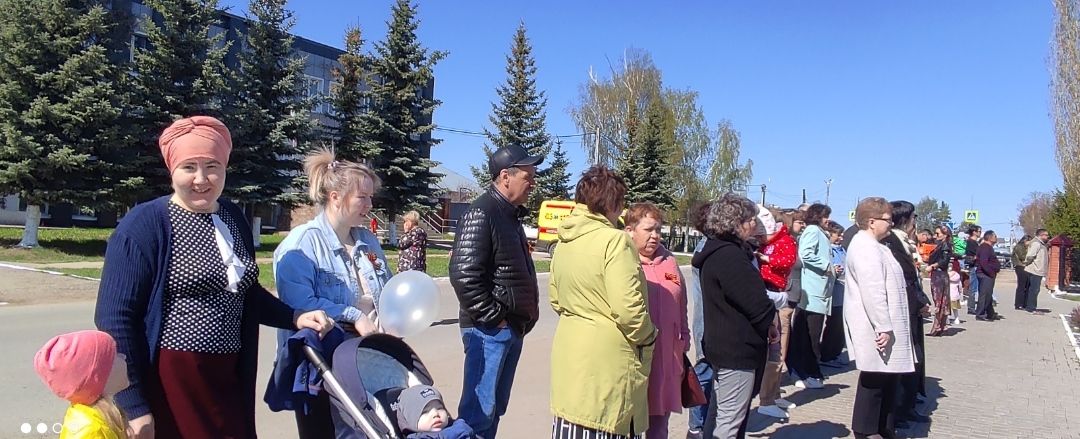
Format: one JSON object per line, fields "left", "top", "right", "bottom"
{"left": 871, "top": 217, "right": 894, "bottom": 226}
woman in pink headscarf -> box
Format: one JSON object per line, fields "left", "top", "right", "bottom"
{"left": 95, "top": 116, "right": 333, "bottom": 439}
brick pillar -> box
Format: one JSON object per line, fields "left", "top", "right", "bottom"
{"left": 1049, "top": 246, "right": 1062, "bottom": 291}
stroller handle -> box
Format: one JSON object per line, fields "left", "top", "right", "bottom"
{"left": 302, "top": 345, "right": 389, "bottom": 439}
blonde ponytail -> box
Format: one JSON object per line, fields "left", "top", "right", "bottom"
{"left": 92, "top": 396, "right": 128, "bottom": 439}
{"left": 303, "top": 148, "right": 381, "bottom": 206}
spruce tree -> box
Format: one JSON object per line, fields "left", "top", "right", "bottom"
{"left": 0, "top": 0, "right": 134, "bottom": 247}
{"left": 538, "top": 139, "right": 572, "bottom": 200}
{"left": 471, "top": 21, "right": 552, "bottom": 216}
{"left": 362, "top": 0, "right": 445, "bottom": 237}
{"left": 224, "top": 0, "right": 316, "bottom": 211}
{"left": 328, "top": 26, "right": 375, "bottom": 162}
{"left": 126, "top": 0, "right": 230, "bottom": 200}
{"left": 618, "top": 97, "right": 674, "bottom": 209}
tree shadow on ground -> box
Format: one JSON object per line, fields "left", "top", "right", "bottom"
{"left": 749, "top": 420, "right": 850, "bottom": 438}
{"left": 897, "top": 376, "right": 943, "bottom": 439}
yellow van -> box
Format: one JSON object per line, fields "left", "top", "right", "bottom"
{"left": 537, "top": 200, "right": 576, "bottom": 253}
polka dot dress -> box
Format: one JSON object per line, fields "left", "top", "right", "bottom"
{"left": 159, "top": 202, "right": 258, "bottom": 353}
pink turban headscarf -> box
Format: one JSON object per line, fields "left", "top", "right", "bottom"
{"left": 158, "top": 116, "right": 233, "bottom": 174}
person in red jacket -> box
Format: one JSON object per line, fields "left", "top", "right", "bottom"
{"left": 758, "top": 219, "right": 797, "bottom": 291}
{"left": 754, "top": 207, "right": 799, "bottom": 419}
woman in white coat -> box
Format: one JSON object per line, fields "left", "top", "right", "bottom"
{"left": 844, "top": 197, "right": 915, "bottom": 439}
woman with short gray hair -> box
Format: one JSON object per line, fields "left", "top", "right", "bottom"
{"left": 691, "top": 193, "right": 778, "bottom": 438}
{"left": 398, "top": 210, "right": 428, "bottom": 272}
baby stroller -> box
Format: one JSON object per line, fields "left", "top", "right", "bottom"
{"left": 302, "top": 332, "right": 435, "bottom": 439}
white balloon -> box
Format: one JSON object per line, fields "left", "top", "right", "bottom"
{"left": 378, "top": 270, "right": 440, "bottom": 338}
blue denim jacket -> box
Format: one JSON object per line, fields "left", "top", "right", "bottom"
{"left": 274, "top": 212, "right": 392, "bottom": 345}
{"left": 689, "top": 238, "right": 706, "bottom": 362}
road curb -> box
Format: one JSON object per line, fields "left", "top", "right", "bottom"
{"left": 0, "top": 262, "right": 99, "bottom": 282}
{"left": 1059, "top": 313, "right": 1080, "bottom": 363}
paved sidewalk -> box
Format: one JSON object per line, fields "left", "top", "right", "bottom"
{"left": 664, "top": 272, "right": 1080, "bottom": 439}
{"left": 5, "top": 265, "right": 1077, "bottom": 438}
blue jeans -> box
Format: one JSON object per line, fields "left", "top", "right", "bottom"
{"left": 459, "top": 326, "right": 523, "bottom": 439}
{"left": 968, "top": 265, "right": 980, "bottom": 312}
{"left": 688, "top": 360, "right": 715, "bottom": 431}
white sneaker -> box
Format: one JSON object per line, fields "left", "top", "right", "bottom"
{"left": 757, "top": 405, "right": 789, "bottom": 419}
{"left": 796, "top": 378, "right": 824, "bottom": 389}
{"left": 775, "top": 398, "right": 798, "bottom": 409}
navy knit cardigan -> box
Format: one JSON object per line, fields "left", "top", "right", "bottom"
{"left": 94, "top": 196, "right": 297, "bottom": 432}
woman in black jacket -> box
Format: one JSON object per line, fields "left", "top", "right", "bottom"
{"left": 691, "top": 193, "right": 778, "bottom": 439}
{"left": 882, "top": 201, "right": 931, "bottom": 427}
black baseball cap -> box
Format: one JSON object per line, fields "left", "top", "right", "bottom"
{"left": 488, "top": 145, "right": 543, "bottom": 178}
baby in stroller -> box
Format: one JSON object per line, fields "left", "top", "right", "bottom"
{"left": 376, "top": 385, "right": 472, "bottom": 438}
{"left": 270, "top": 329, "right": 473, "bottom": 438}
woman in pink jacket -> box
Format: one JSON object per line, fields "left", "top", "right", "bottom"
{"left": 626, "top": 202, "right": 690, "bottom": 439}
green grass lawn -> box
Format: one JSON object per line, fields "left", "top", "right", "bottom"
{"left": 0, "top": 227, "right": 113, "bottom": 263}
{"left": 1, "top": 226, "right": 450, "bottom": 264}
{"left": 44, "top": 255, "right": 545, "bottom": 292}
{"left": 54, "top": 267, "right": 105, "bottom": 279}
{"left": 1, "top": 225, "right": 550, "bottom": 289}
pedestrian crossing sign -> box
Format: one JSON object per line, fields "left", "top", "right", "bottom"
{"left": 849, "top": 210, "right": 856, "bottom": 221}
{"left": 964, "top": 210, "right": 979, "bottom": 224}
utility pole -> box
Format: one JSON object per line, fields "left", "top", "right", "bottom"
{"left": 825, "top": 178, "right": 833, "bottom": 205}
{"left": 760, "top": 184, "right": 767, "bottom": 205}
{"left": 802, "top": 188, "right": 807, "bottom": 204}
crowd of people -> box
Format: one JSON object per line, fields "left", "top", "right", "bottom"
{"left": 29, "top": 121, "right": 1047, "bottom": 439}
{"left": 447, "top": 145, "right": 987, "bottom": 439}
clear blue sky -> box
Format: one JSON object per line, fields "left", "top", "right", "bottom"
{"left": 222, "top": 0, "right": 1060, "bottom": 235}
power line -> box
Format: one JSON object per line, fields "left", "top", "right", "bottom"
{"left": 433, "top": 125, "right": 586, "bottom": 138}
{"left": 433, "top": 126, "right": 486, "bottom": 137}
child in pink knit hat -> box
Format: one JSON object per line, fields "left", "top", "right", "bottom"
{"left": 34, "top": 330, "right": 130, "bottom": 439}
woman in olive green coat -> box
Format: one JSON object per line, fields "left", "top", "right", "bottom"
{"left": 549, "top": 167, "right": 658, "bottom": 438}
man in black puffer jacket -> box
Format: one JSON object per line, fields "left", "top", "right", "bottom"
{"left": 449, "top": 144, "right": 541, "bottom": 438}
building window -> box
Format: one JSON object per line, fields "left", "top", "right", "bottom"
{"left": 132, "top": 3, "right": 152, "bottom": 36}
{"left": 327, "top": 80, "right": 341, "bottom": 116}
{"left": 303, "top": 75, "right": 325, "bottom": 114}
{"left": 73, "top": 206, "right": 97, "bottom": 221}
{"left": 130, "top": 34, "right": 151, "bottom": 62}
{"left": 209, "top": 25, "right": 227, "bottom": 50}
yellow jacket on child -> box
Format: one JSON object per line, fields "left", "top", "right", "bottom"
{"left": 61, "top": 403, "right": 123, "bottom": 439}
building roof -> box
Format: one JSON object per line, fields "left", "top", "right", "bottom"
{"left": 433, "top": 165, "right": 481, "bottom": 194}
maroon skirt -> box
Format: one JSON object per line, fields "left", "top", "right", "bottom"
{"left": 148, "top": 348, "right": 251, "bottom": 439}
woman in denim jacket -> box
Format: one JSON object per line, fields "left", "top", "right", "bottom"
{"left": 274, "top": 148, "right": 393, "bottom": 438}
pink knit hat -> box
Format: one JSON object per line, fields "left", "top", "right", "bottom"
{"left": 158, "top": 115, "right": 232, "bottom": 174}
{"left": 33, "top": 330, "right": 117, "bottom": 405}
